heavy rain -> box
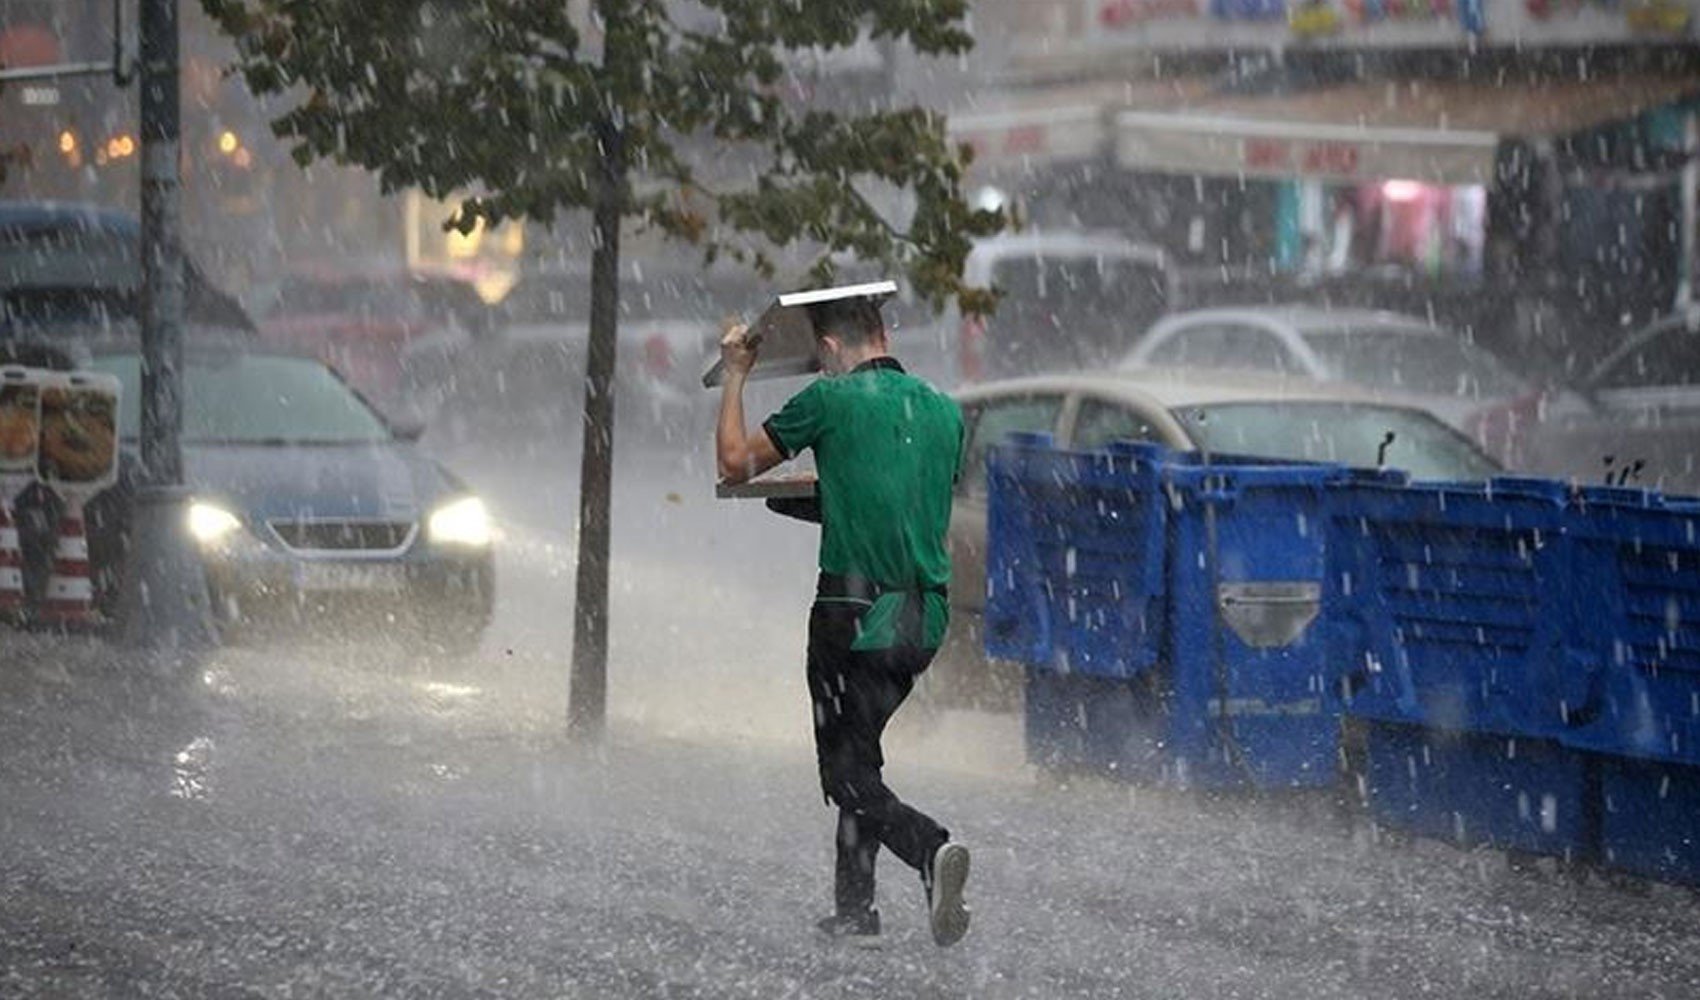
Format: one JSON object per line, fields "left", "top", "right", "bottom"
{"left": 4, "top": 1, "right": 1700, "bottom": 997}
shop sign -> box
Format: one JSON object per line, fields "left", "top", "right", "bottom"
{"left": 1210, "top": 0, "right": 1289, "bottom": 21}
{"left": 1098, "top": 0, "right": 1204, "bottom": 28}
{"left": 1244, "top": 137, "right": 1364, "bottom": 176}
{"left": 1625, "top": 0, "right": 1691, "bottom": 32}
{"left": 1526, "top": 0, "right": 1691, "bottom": 32}
{"left": 950, "top": 106, "right": 1104, "bottom": 171}
{"left": 1289, "top": 0, "right": 1481, "bottom": 36}
{"left": 1116, "top": 109, "right": 1499, "bottom": 185}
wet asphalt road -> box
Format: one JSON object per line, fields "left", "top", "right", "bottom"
{"left": 4, "top": 428, "right": 1700, "bottom": 998}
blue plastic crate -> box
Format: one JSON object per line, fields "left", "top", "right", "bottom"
{"left": 1599, "top": 756, "right": 1700, "bottom": 886}
{"left": 1024, "top": 668, "right": 1170, "bottom": 782}
{"left": 1362, "top": 720, "right": 1594, "bottom": 860}
{"left": 1329, "top": 476, "right": 1577, "bottom": 741}
{"left": 984, "top": 432, "right": 1063, "bottom": 667}
{"left": 984, "top": 435, "right": 1167, "bottom": 680}
{"left": 1162, "top": 460, "right": 1344, "bottom": 790}
{"left": 1563, "top": 488, "right": 1700, "bottom": 768}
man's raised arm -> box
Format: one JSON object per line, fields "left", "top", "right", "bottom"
{"left": 716, "top": 323, "right": 784, "bottom": 484}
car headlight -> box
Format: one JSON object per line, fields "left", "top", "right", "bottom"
{"left": 428, "top": 496, "right": 492, "bottom": 547}
{"left": 188, "top": 502, "right": 243, "bottom": 545}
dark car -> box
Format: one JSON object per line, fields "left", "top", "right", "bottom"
{"left": 0, "top": 200, "right": 253, "bottom": 338}
{"left": 9, "top": 342, "right": 493, "bottom": 654}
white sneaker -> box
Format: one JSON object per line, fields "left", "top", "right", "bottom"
{"left": 927, "top": 842, "right": 971, "bottom": 947}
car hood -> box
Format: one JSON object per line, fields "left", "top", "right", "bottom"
{"left": 183, "top": 441, "right": 465, "bottom": 523}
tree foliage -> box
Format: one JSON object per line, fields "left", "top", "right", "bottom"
{"left": 201, "top": 0, "right": 1006, "bottom": 312}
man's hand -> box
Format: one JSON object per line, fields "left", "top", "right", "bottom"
{"left": 716, "top": 317, "right": 784, "bottom": 484}
{"left": 720, "top": 319, "right": 759, "bottom": 378}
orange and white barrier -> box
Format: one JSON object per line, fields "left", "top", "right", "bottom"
{"left": 0, "top": 367, "right": 120, "bottom": 630}
{"left": 0, "top": 490, "right": 24, "bottom": 616}
{"left": 36, "top": 494, "right": 96, "bottom": 628}
{"left": 0, "top": 366, "right": 39, "bottom": 621}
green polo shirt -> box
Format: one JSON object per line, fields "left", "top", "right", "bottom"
{"left": 763, "top": 357, "right": 964, "bottom": 651}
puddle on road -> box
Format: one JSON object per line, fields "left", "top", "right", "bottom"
{"left": 170, "top": 736, "right": 216, "bottom": 801}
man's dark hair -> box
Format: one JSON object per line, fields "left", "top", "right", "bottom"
{"left": 807, "top": 297, "right": 885, "bottom": 347}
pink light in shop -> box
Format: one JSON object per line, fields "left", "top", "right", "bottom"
{"left": 1382, "top": 179, "right": 1424, "bottom": 203}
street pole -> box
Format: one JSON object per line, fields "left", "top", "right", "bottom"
{"left": 1679, "top": 113, "right": 1697, "bottom": 310}
{"left": 139, "top": 0, "right": 183, "bottom": 488}
{"left": 119, "top": 0, "right": 216, "bottom": 663}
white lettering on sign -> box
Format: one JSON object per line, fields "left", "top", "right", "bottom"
{"left": 20, "top": 86, "right": 60, "bottom": 107}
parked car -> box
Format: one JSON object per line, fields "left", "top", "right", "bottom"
{"left": 899, "top": 230, "right": 1175, "bottom": 390}
{"left": 258, "top": 267, "right": 497, "bottom": 417}
{"left": 1524, "top": 309, "right": 1700, "bottom": 495}
{"left": 929, "top": 367, "right": 1502, "bottom": 709}
{"left": 1121, "top": 306, "right": 1545, "bottom": 465}
{"left": 11, "top": 340, "right": 495, "bottom": 654}
{"left": 0, "top": 200, "right": 254, "bottom": 339}
{"left": 438, "top": 266, "right": 762, "bottom": 444}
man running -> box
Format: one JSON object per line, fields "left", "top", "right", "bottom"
{"left": 715, "top": 293, "right": 971, "bottom": 948}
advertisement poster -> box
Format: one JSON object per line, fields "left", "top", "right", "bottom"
{"left": 35, "top": 373, "right": 121, "bottom": 490}
{"left": 0, "top": 369, "right": 40, "bottom": 476}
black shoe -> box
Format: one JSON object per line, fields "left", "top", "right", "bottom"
{"left": 816, "top": 908, "right": 882, "bottom": 948}
{"left": 925, "top": 842, "right": 971, "bottom": 947}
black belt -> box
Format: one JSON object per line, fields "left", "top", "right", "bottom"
{"left": 816, "top": 572, "right": 948, "bottom": 603}
{"left": 816, "top": 573, "right": 946, "bottom": 648}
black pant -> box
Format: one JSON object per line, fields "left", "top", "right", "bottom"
{"left": 807, "top": 601, "right": 949, "bottom": 916}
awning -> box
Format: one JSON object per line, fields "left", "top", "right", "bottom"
{"left": 1114, "top": 76, "right": 1700, "bottom": 185}
{"left": 948, "top": 79, "right": 1211, "bottom": 173}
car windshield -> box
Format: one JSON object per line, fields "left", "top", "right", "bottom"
{"left": 0, "top": 222, "right": 139, "bottom": 291}
{"left": 1181, "top": 401, "right": 1501, "bottom": 481}
{"left": 92, "top": 352, "right": 393, "bottom": 445}
{"left": 1301, "top": 326, "right": 1528, "bottom": 398}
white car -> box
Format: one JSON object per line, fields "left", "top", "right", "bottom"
{"left": 1121, "top": 306, "right": 1540, "bottom": 464}
{"left": 929, "top": 366, "right": 1501, "bottom": 709}
{"left": 897, "top": 230, "right": 1174, "bottom": 391}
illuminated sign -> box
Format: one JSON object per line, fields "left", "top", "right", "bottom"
{"left": 19, "top": 86, "right": 59, "bottom": 107}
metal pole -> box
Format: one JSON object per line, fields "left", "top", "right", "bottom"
{"left": 119, "top": 0, "right": 215, "bottom": 661}
{"left": 140, "top": 0, "right": 183, "bottom": 486}
{"left": 1678, "top": 113, "right": 1698, "bottom": 310}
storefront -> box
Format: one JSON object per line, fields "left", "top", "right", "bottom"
{"left": 1105, "top": 72, "right": 1700, "bottom": 360}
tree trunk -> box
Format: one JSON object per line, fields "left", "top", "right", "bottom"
{"left": 567, "top": 118, "right": 625, "bottom": 742}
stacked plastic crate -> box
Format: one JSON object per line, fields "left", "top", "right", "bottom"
{"left": 986, "top": 434, "right": 1169, "bottom": 781}
{"left": 1327, "top": 476, "right": 1592, "bottom": 860}
{"left": 1563, "top": 489, "right": 1700, "bottom": 884}
{"left": 987, "top": 434, "right": 1700, "bottom": 884}
{"left": 986, "top": 438, "right": 1348, "bottom": 791}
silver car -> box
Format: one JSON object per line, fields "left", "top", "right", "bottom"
{"left": 1121, "top": 306, "right": 1538, "bottom": 464}
{"left": 929, "top": 367, "right": 1501, "bottom": 709}
{"left": 1525, "top": 310, "right": 1700, "bottom": 495}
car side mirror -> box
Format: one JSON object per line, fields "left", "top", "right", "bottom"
{"left": 387, "top": 406, "right": 430, "bottom": 442}
{"left": 392, "top": 417, "right": 427, "bottom": 443}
